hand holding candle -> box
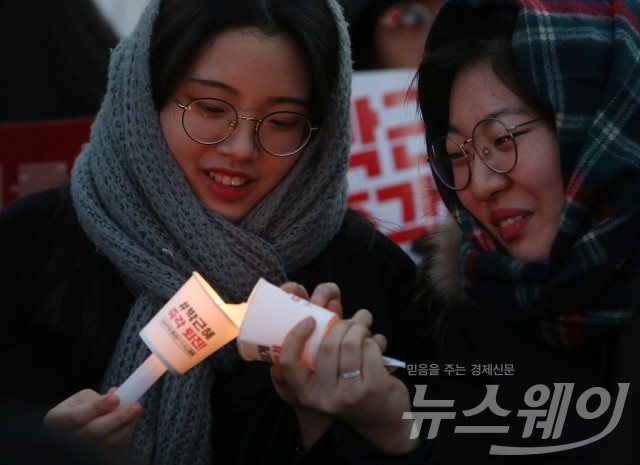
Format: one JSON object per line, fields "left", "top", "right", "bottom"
{"left": 237, "top": 278, "right": 405, "bottom": 370}
{"left": 115, "top": 273, "right": 404, "bottom": 405}
{"left": 115, "top": 272, "right": 244, "bottom": 405}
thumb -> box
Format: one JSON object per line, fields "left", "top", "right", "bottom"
{"left": 279, "top": 316, "right": 316, "bottom": 366}
{"left": 277, "top": 316, "right": 317, "bottom": 392}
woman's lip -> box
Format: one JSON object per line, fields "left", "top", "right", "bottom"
{"left": 204, "top": 166, "right": 255, "bottom": 181}
{"left": 489, "top": 209, "right": 530, "bottom": 226}
{"left": 489, "top": 209, "right": 532, "bottom": 242}
{"left": 202, "top": 168, "right": 255, "bottom": 201}
{"left": 208, "top": 171, "right": 249, "bottom": 187}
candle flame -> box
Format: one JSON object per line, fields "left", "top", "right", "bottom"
{"left": 192, "top": 272, "right": 247, "bottom": 327}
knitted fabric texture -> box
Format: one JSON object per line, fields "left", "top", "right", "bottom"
{"left": 429, "top": 0, "right": 640, "bottom": 347}
{"left": 69, "top": 0, "right": 353, "bottom": 463}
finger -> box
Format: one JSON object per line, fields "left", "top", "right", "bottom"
{"left": 309, "top": 282, "right": 340, "bottom": 308}
{"left": 53, "top": 389, "right": 101, "bottom": 410}
{"left": 280, "top": 282, "right": 310, "bottom": 300}
{"left": 371, "top": 333, "right": 388, "bottom": 353}
{"left": 360, "top": 337, "right": 390, "bottom": 380}
{"left": 75, "top": 402, "right": 142, "bottom": 443}
{"left": 310, "top": 282, "right": 343, "bottom": 318}
{"left": 325, "top": 299, "right": 343, "bottom": 317}
{"left": 278, "top": 316, "right": 316, "bottom": 390}
{"left": 338, "top": 323, "right": 370, "bottom": 379}
{"left": 43, "top": 390, "right": 119, "bottom": 431}
{"left": 102, "top": 421, "right": 138, "bottom": 448}
{"left": 270, "top": 363, "right": 288, "bottom": 389}
{"left": 100, "top": 404, "right": 143, "bottom": 447}
{"left": 348, "top": 309, "right": 373, "bottom": 328}
{"left": 313, "top": 318, "right": 353, "bottom": 380}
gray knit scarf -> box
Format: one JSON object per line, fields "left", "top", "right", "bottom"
{"left": 69, "top": 0, "right": 353, "bottom": 463}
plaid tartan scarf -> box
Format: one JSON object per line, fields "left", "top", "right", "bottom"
{"left": 433, "top": 0, "right": 640, "bottom": 347}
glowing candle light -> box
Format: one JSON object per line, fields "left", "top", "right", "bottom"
{"left": 115, "top": 272, "right": 245, "bottom": 405}
{"left": 115, "top": 273, "right": 404, "bottom": 406}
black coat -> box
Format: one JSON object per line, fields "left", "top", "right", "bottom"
{"left": 0, "top": 185, "right": 418, "bottom": 464}
{"left": 402, "top": 227, "right": 630, "bottom": 465}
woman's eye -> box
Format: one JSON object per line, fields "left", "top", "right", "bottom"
{"left": 494, "top": 135, "right": 513, "bottom": 149}
{"left": 194, "top": 103, "right": 228, "bottom": 118}
{"left": 268, "top": 117, "right": 297, "bottom": 129}
{"left": 264, "top": 113, "right": 308, "bottom": 133}
{"left": 449, "top": 151, "right": 468, "bottom": 167}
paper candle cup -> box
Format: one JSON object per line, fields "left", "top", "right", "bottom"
{"left": 139, "top": 271, "right": 240, "bottom": 374}
{"left": 115, "top": 272, "right": 241, "bottom": 405}
{"left": 237, "top": 278, "right": 339, "bottom": 368}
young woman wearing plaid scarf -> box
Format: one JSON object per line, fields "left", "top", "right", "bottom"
{"left": 274, "top": 0, "right": 640, "bottom": 463}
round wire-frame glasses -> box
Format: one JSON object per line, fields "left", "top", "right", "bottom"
{"left": 429, "top": 117, "right": 541, "bottom": 191}
{"left": 174, "top": 97, "right": 318, "bottom": 157}
{"left": 379, "top": 2, "right": 435, "bottom": 30}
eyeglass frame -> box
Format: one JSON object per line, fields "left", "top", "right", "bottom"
{"left": 429, "top": 117, "right": 542, "bottom": 191}
{"left": 378, "top": 2, "right": 435, "bottom": 30}
{"left": 173, "top": 97, "right": 319, "bottom": 157}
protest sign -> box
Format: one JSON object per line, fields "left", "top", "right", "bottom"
{"left": 347, "top": 68, "right": 446, "bottom": 255}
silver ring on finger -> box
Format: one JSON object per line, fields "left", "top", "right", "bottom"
{"left": 340, "top": 369, "right": 361, "bottom": 380}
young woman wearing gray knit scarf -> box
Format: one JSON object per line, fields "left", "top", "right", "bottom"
{"left": 0, "top": 0, "right": 417, "bottom": 464}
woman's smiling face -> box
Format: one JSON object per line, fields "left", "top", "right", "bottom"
{"left": 160, "top": 27, "right": 312, "bottom": 222}
{"left": 450, "top": 63, "right": 564, "bottom": 262}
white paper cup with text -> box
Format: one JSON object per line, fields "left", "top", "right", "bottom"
{"left": 140, "top": 271, "right": 240, "bottom": 375}
{"left": 115, "top": 272, "right": 240, "bottom": 405}
{"left": 237, "top": 278, "right": 338, "bottom": 368}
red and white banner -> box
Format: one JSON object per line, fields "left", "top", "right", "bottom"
{"left": 347, "top": 69, "right": 446, "bottom": 253}
{"left": 0, "top": 118, "right": 93, "bottom": 209}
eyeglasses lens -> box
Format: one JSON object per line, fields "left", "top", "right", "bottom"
{"left": 430, "top": 137, "right": 469, "bottom": 190}
{"left": 431, "top": 119, "right": 517, "bottom": 190}
{"left": 183, "top": 99, "right": 235, "bottom": 145}
{"left": 380, "top": 3, "right": 433, "bottom": 29}
{"left": 472, "top": 119, "right": 517, "bottom": 173}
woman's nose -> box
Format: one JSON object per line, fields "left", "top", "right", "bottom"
{"left": 468, "top": 155, "right": 511, "bottom": 200}
{"left": 215, "top": 119, "right": 260, "bottom": 160}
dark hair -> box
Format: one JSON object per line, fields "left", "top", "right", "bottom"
{"left": 150, "top": 0, "right": 339, "bottom": 125}
{"left": 0, "top": 0, "right": 118, "bottom": 122}
{"left": 417, "top": 3, "right": 555, "bottom": 150}
{"left": 345, "top": 0, "right": 389, "bottom": 70}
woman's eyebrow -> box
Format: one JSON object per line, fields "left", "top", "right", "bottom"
{"left": 485, "top": 106, "right": 530, "bottom": 120}
{"left": 185, "top": 77, "right": 312, "bottom": 108}
{"left": 447, "top": 107, "right": 531, "bottom": 134}
{"left": 186, "top": 77, "right": 236, "bottom": 94}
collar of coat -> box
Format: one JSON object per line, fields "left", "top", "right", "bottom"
{"left": 416, "top": 215, "right": 478, "bottom": 307}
